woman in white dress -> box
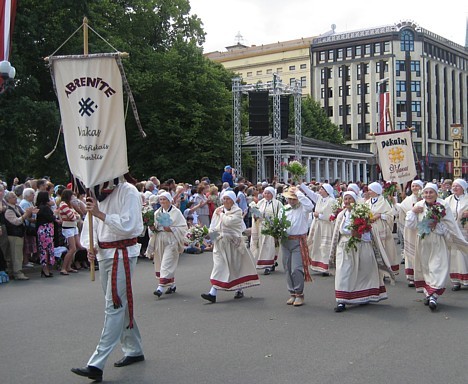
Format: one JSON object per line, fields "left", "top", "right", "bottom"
{"left": 201, "top": 191, "right": 260, "bottom": 303}
{"left": 151, "top": 192, "right": 188, "bottom": 298}
{"left": 250, "top": 186, "right": 283, "bottom": 275}
{"left": 445, "top": 179, "right": 468, "bottom": 291}
{"left": 329, "top": 192, "right": 391, "bottom": 313}
{"left": 406, "top": 183, "right": 468, "bottom": 311}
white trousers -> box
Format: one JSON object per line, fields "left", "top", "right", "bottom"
{"left": 88, "top": 257, "right": 143, "bottom": 369}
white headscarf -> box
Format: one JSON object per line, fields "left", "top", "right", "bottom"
{"left": 422, "top": 182, "right": 438, "bottom": 193}
{"left": 159, "top": 191, "right": 173, "bottom": 203}
{"left": 322, "top": 183, "right": 334, "bottom": 197}
{"left": 453, "top": 179, "right": 467, "bottom": 192}
{"left": 342, "top": 191, "right": 357, "bottom": 201}
{"left": 368, "top": 182, "right": 383, "bottom": 195}
{"left": 347, "top": 183, "right": 360, "bottom": 195}
{"left": 412, "top": 180, "right": 424, "bottom": 189}
{"left": 223, "top": 191, "right": 237, "bottom": 205}
{"left": 264, "top": 186, "right": 276, "bottom": 199}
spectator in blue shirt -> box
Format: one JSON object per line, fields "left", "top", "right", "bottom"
{"left": 222, "top": 165, "right": 234, "bottom": 188}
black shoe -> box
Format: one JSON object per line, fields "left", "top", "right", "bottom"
{"left": 408, "top": 282, "right": 415, "bottom": 288}
{"left": 263, "top": 268, "right": 271, "bottom": 275}
{"left": 165, "top": 286, "right": 176, "bottom": 294}
{"left": 322, "top": 272, "right": 330, "bottom": 277}
{"left": 153, "top": 289, "right": 162, "bottom": 297}
{"left": 452, "top": 285, "right": 461, "bottom": 291}
{"left": 234, "top": 291, "right": 244, "bottom": 299}
{"left": 428, "top": 297, "right": 438, "bottom": 311}
{"left": 334, "top": 303, "right": 346, "bottom": 313}
{"left": 423, "top": 296, "right": 430, "bottom": 306}
{"left": 271, "top": 263, "right": 277, "bottom": 272}
{"left": 71, "top": 366, "right": 103, "bottom": 382}
{"left": 41, "top": 270, "right": 53, "bottom": 278}
{"left": 201, "top": 293, "right": 216, "bottom": 303}
{"left": 114, "top": 354, "right": 145, "bottom": 367}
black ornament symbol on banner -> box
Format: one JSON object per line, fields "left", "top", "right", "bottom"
{"left": 79, "top": 97, "right": 97, "bottom": 117}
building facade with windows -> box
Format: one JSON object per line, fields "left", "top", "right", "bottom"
{"left": 311, "top": 21, "right": 468, "bottom": 179}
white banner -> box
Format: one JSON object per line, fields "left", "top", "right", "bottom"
{"left": 375, "top": 130, "right": 417, "bottom": 185}
{"left": 52, "top": 55, "right": 128, "bottom": 188}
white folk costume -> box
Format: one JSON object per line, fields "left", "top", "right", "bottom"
{"left": 250, "top": 187, "right": 283, "bottom": 272}
{"left": 280, "top": 188, "right": 314, "bottom": 306}
{"left": 406, "top": 184, "right": 468, "bottom": 304}
{"left": 80, "top": 182, "right": 144, "bottom": 370}
{"left": 445, "top": 179, "right": 468, "bottom": 288}
{"left": 366, "top": 182, "right": 399, "bottom": 274}
{"left": 208, "top": 193, "right": 260, "bottom": 293}
{"left": 398, "top": 183, "right": 423, "bottom": 284}
{"left": 150, "top": 193, "right": 188, "bottom": 292}
{"left": 329, "top": 192, "right": 391, "bottom": 309}
{"left": 307, "top": 183, "right": 336, "bottom": 273}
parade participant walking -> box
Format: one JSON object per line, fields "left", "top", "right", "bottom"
{"left": 71, "top": 179, "right": 145, "bottom": 382}
{"left": 280, "top": 186, "right": 314, "bottom": 307}
{"left": 201, "top": 191, "right": 260, "bottom": 303}
{"left": 397, "top": 180, "right": 423, "bottom": 287}
{"left": 406, "top": 183, "right": 468, "bottom": 311}
{"left": 366, "top": 182, "right": 399, "bottom": 275}
{"left": 306, "top": 183, "right": 336, "bottom": 275}
{"left": 445, "top": 179, "right": 468, "bottom": 291}
{"left": 151, "top": 192, "right": 188, "bottom": 298}
{"left": 250, "top": 186, "right": 283, "bottom": 275}
{"left": 329, "top": 192, "right": 392, "bottom": 313}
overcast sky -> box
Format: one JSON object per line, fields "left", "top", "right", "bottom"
{"left": 190, "top": 0, "right": 467, "bottom": 53}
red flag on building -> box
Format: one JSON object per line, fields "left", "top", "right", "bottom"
{"left": 0, "top": 0, "right": 17, "bottom": 62}
{"left": 379, "top": 91, "right": 390, "bottom": 133}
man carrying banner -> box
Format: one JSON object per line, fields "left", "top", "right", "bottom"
{"left": 71, "top": 176, "right": 145, "bottom": 382}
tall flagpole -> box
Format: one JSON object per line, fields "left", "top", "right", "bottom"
{"left": 83, "top": 16, "right": 96, "bottom": 282}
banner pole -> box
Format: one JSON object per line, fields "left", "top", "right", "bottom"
{"left": 83, "top": 16, "right": 95, "bottom": 282}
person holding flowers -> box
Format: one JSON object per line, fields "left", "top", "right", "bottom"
{"left": 329, "top": 192, "right": 393, "bottom": 313}
{"left": 366, "top": 182, "right": 399, "bottom": 275}
{"left": 280, "top": 186, "right": 314, "bottom": 307}
{"left": 201, "top": 191, "right": 260, "bottom": 303}
{"left": 406, "top": 183, "right": 468, "bottom": 311}
{"left": 445, "top": 179, "right": 468, "bottom": 291}
{"left": 396, "top": 180, "right": 424, "bottom": 287}
{"left": 306, "top": 183, "right": 336, "bottom": 275}
{"left": 151, "top": 192, "right": 188, "bottom": 298}
{"left": 250, "top": 186, "right": 284, "bottom": 275}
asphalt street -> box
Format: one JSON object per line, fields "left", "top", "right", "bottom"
{"left": 1, "top": 244, "right": 467, "bottom": 384}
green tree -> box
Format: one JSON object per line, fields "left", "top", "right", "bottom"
{"left": 301, "top": 96, "right": 344, "bottom": 144}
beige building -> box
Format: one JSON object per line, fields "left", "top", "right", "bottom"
{"left": 207, "top": 21, "right": 468, "bottom": 180}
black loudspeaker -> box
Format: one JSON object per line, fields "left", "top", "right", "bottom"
{"left": 249, "top": 91, "right": 269, "bottom": 136}
{"left": 280, "top": 95, "right": 289, "bottom": 139}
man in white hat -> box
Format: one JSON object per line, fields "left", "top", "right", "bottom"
{"left": 445, "top": 179, "right": 468, "bottom": 291}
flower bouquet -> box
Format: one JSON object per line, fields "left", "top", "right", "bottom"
{"left": 281, "top": 160, "right": 307, "bottom": 184}
{"left": 345, "top": 203, "right": 373, "bottom": 252}
{"left": 186, "top": 225, "right": 209, "bottom": 246}
{"left": 142, "top": 205, "right": 155, "bottom": 232}
{"left": 261, "top": 209, "right": 291, "bottom": 247}
{"left": 329, "top": 197, "right": 343, "bottom": 222}
{"left": 417, "top": 202, "right": 446, "bottom": 239}
{"left": 382, "top": 181, "right": 399, "bottom": 206}
{"left": 249, "top": 201, "right": 262, "bottom": 219}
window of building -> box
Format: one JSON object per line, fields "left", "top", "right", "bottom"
{"left": 327, "top": 88, "right": 333, "bottom": 98}
{"left": 411, "top": 101, "right": 421, "bottom": 117}
{"left": 266, "top": 69, "right": 272, "bottom": 74}
{"left": 300, "top": 63, "right": 307, "bottom": 69}
{"left": 340, "top": 85, "right": 350, "bottom": 96}
{"left": 400, "top": 29, "right": 414, "bottom": 51}
{"left": 384, "top": 41, "right": 390, "bottom": 53}
{"left": 256, "top": 70, "right": 262, "bottom": 75}
{"left": 247, "top": 72, "right": 252, "bottom": 77}
{"left": 358, "top": 143, "right": 371, "bottom": 152}
{"left": 321, "top": 88, "right": 325, "bottom": 99}
{"left": 290, "top": 78, "right": 296, "bottom": 86}
{"left": 376, "top": 61, "right": 388, "bottom": 73}
{"left": 413, "top": 121, "right": 422, "bottom": 137}
{"left": 396, "top": 60, "right": 406, "bottom": 76}
{"left": 375, "top": 81, "right": 389, "bottom": 93}
{"left": 396, "top": 101, "right": 406, "bottom": 117}
{"left": 328, "top": 49, "right": 334, "bottom": 61}
{"left": 396, "top": 121, "right": 406, "bottom": 130}
{"left": 339, "top": 105, "right": 350, "bottom": 116}
{"left": 357, "top": 103, "right": 370, "bottom": 114}
{"left": 339, "top": 86, "right": 343, "bottom": 97}
{"left": 346, "top": 104, "right": 351, "bottom": 115}
{"left": 364, "top": 44, "right": 371, "bottom": 55}
{"left": 339, "top": 105, "right": 343, "bottom": 116}
{"left": 300, "top": 76, "right": 306, "bottom": 88}
{"left": 357, "top": 65, "right": 361, "bottom": 80}
{"left": 328, "top": 106, "right": 333, "bottom": 117}
{"left": 410, "top": 60, "right": 420, "bottom": 76}
{"left": 289, "top": 65, "right": 295, "bottom": 71}
{"left": 355, "top": 45, "right": 362, "bottom": 57}
{"left": 319, "top": 51, "right": 326, "bottom": 61}
{"left": 277, "top": 67, "right": 283, "bottom": 73}
{"left": 396, "top": 80, "right": 406, "bottom": 95}
{"left": 410, "top": 80, "right": 421, "bottom": 96}
{"left": 344, "top": 124, "right": 351, "bottom": 140}
{"left": 374, "top": 43, "right": 381, "bottom": 55}
{"left": 346, "top": 47, "right": 353, "bottom": 58}
{"left": 337, "top": 48, "right": 343, "bottom": 59}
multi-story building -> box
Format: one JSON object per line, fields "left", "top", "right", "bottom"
{"left": 207, "top": 21, "right": 468, "bottom": 181}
